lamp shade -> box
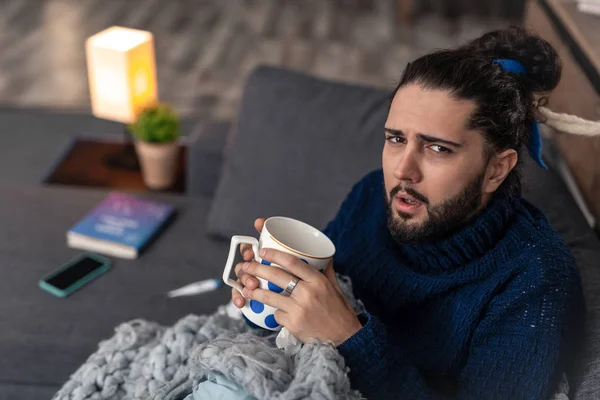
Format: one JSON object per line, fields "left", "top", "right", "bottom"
{"left": 86, "top": 26, "right": 158, "bottom": 124}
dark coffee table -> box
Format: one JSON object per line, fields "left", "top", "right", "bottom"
{"left": 43, "top": 137, "right": 187, "bottom": 194}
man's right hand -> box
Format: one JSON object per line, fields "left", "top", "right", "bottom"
{"left": 232, "top": 218, "right": 266, "bottom": 308}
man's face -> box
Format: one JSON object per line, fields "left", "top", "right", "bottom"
{"left": 383, "top": 83, "right": 490, "bottom": 242}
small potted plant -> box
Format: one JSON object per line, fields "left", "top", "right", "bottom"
{"left": 129, "top": 104, "right": 180, "bottom": 190}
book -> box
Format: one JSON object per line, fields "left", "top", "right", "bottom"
{"left": 67, "top": 192, "right": 175, "bottom": 259}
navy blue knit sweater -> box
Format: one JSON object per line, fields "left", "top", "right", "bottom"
{"left": 326, "top": 170, "right": 585, "bottom": 400}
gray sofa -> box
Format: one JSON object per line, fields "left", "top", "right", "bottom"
{"left": 1, "top": 66, "right": 599, "bottom": 399}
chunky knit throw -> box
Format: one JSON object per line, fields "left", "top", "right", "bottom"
{"left": 52, "top": 277, "right": 364, "bottom": 400}
{"left": 328, "top": 169, "right": 585, "bottom": 399}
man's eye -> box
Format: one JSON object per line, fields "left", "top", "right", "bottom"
{"left": 430, "top": 145, "right": 452, "bottom": 154}
{"left": 386, "top": 136, "right": 405, "bottom": 144}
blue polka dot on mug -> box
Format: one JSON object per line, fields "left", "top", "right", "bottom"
{"left": 264, "top": 314, "right": 279, "bottom": 329}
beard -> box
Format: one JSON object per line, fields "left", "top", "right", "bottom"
{"left": 386, "top": 171, "right": 485, "bottom": 243}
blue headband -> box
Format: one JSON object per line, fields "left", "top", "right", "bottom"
{"left": 493, "top": 59, "right": 547, "bottom": 169}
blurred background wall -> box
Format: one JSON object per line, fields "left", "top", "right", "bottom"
{"left": 0, "top": 0, "right": 516, "bottom": 120}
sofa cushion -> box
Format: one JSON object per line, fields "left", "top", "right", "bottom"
{"left": 207, "top": 66, "right": 389, "bottom": 238}
{"left": 570, "top": 248, "right": 600, "bottom": 399}
{"left": 187, "top": 120, "right": 231, "bottom": 198}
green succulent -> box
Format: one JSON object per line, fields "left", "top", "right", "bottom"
{"left": 129, "top": 104, "right": 180, "bottom": 144}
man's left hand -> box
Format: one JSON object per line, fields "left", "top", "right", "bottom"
{"left": 241, "top": 248, "right": 362, "bottom": 345}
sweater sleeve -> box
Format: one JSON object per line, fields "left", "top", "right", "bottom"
{"left": 337, "top": 263, "right": 584, "bottom": 400}
{"left": 337, "top": 312, "right": 439, "bottom": 399}
{"left": 456, "top": 259, "right": 584, "bottom": 400}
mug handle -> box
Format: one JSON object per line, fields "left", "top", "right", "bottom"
{"left": 222, "top": 235, "right": 261, "bottom": 295}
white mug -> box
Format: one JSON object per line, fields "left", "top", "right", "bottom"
{"left": 222, "top": 216, "right": 335, "bottom": 331}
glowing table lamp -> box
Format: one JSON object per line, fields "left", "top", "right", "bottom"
{"left": 85, "top": 26, "right": 158, "bottom": 169}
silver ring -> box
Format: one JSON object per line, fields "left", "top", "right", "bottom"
{"left": 284, "top": 278, "right": 299, "bottom": 295}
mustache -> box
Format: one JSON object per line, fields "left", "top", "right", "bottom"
{"left": 390, "top": 185, "right": 429, "bottom": 205}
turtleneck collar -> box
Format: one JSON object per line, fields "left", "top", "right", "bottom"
{"left": 381, "top": 193, "right": 519, "bottom": 273}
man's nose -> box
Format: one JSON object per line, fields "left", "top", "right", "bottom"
{"left": 393, "top": 147, "right": 422, "bottom": 183}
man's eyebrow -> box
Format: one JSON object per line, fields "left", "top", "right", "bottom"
{"left": 384, "top": 127, "right": 403, "bottom": 136}
{"left": 417, "top": 134, "right": 462, "bottom": 148}
{"left": 384, "top": 127, "right": 462, "bottom": 148}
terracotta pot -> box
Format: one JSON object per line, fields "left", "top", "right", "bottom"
{"left": 134, "top": 140, "right": 179, "bottom": 190}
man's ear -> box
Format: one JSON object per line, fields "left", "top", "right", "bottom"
{"left": 483, "top": 149, "right": 518, "bottom": 194}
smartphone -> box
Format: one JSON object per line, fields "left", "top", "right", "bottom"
{"left": 38, "top": 253, "right": 111, "bottom": 297}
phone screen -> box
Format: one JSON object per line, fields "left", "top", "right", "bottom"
{"left": 45, "top": 257, "right": 104, "bottom": 290}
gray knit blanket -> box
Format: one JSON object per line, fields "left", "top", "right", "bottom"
{"left": 52, "top": 276, "right": 365, "bottom": 400}
{"left": 52, "top": 274, "right": 571, "bottom": 400}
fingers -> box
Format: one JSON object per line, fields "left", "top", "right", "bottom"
{"left": 232, "top": 286, "right": 245, "bottom": 308}
{"left": 323, "top": 263, "right": 351, "bottom": 307}
{"left": 259, "top": 249, "right": 320, "bottom": 282}
{"left": 232, "top": 217, "right": 272, "bottom": 310}
{"left": 324, "top": 262, "right": 343, "bottom": 294}
{"left": 232, "top": 262, "right": 258, "bottom": 309}
{"left": 239, "top": 218, "right": 265, "bottom": 259}
{"left": 243, "top": 286, "right": 294, "bottom": 312}
{"left": 274, "top": 309, "right": 288, "bottom": 327}
{"left": 254, "top": 218, "right": 266, "bottom": 233}
{"left": 241, "top": 261, "right": 296, "bottom": 292}
{"left": 234, "top": 262, "right": 259, "bottom": 289}
{"left": 239, "top": 245, "right": 254, "bottom": 261}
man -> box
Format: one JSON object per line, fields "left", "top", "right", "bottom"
{"left": 231, "top": 27, "right": 585, "bottom": 399}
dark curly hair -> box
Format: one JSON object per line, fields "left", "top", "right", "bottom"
{"left": 392, "top": 26, "right": 562, "bottom": 197}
